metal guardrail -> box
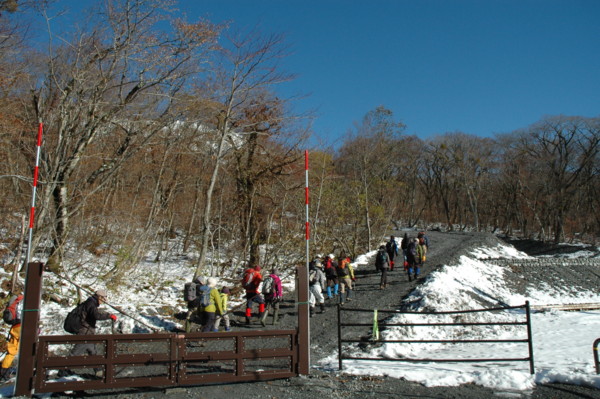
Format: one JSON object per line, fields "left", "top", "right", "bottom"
{"left": 34, "top": 330, "right": 298, "bottom": 394}
{"left": 337, "top": 301, "right": 535, "bottom": 374}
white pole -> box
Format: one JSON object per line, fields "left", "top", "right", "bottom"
{"left": 25, "top": 122, "right": 43, "bottom": 266}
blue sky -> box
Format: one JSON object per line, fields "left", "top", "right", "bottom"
{"left": 185, "top": 0, "right": 600, "bottom": 145}
{"left": 47, "top": 1, "right": 600, "bottom": 146}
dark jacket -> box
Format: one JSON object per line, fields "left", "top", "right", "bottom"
{"left": 79, "top": 295, "right": 111, "bottom": 332}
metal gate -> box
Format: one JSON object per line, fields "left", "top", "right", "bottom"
{"left": 34, "top": 330, "right": 298, "bottom": 394}
{"left": 15, "top": 263, "right": 311, "bottom": 397}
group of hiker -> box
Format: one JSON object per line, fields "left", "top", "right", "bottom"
{"left": 376, "top": 232, "right": 429, "bottom": 288}
{"left": 181, "top": 265, "right": 284, "bottom": 332}
{"left": 307, "top": 253, "right": 355, "bottom": 316}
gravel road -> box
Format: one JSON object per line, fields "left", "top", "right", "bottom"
{"left": 46, "top": 231, "right": 600, "bottom": 399}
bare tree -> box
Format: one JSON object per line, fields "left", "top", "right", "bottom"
{"left": 191, "top": 28, "right": 303, "bottom": 278}
{"left": 20, "top": 0, "right": 219, "bottom": 267}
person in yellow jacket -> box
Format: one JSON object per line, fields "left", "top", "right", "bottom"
{"left": 0, "top": 283, "right": 23, "bottom": 382}
{"left": 200, "top": 277, "right": 223, "bottom": 332}
{"left": 214, "top": 287, "right": 231, "bottom": 332}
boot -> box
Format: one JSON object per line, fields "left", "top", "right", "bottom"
{"left": 334, "top": 283, "right": 339, "bottom": 296}
{"left": 310, "top": 307, "right": 315, "bottom": 317}
{"left": 260, "top": 310, "right": 269, "bottom": 327}
{"left": 326, "top": 286, "right": 332, "bottom": 299}
{"left": 184, "top": 310, "right": 193, "bottom": 332}
{"left": 346, "top": 289, "right": 352, "bottom": 302}
{"left": 272, "top": 309, "right": 280, "bottom": 325}
{"left": 0, "top": 368, "right": 10, "bottom": 382}
{"left": 339, "top": 292, "right": 345, "bottom": 305}
{"left": 319, "top": 303, "right": 325, "bottom": 313}
{"left": 408, "top": 274, "right": 412, "bottom": 282}
{"left": 245, "top": 308, "right": 252, "bottom": 325}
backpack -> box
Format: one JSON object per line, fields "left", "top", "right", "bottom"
{"left": 197, "top": 284, "right": 211, "bottom": 307}
{"left": 183, "top": 282, "right": 197, "bottom": 302}
{"left": 375, "top": 250, "right": 388, "bottom": 269}
{"left": 309, "top": 269, "right": 318, "bottom": 284}
{"left": 262, "top": 275, "right": 274, "bottom": 295}
{"left": 2, "top": 295, "right": 23, "bottom": 325}
{"left": 242, "top": 269, "right": 255, "bottom": 289}
{"left": 64, "top": 303, "right": 84, "bottom": 334}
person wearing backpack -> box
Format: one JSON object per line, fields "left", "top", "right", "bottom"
{"left": 401, "top": 233, "right": 410, "bottom": 269}
{"left": 214, "top": 287, "right": 231, "bottom": 332}
{"left": 324, "top": 254, "right": 339, "bottom": 299}
{"left": 1, "top": 282, "right": 23, "bottom": 382}
{"left": 199, "top": 277, "right": 223, "bottom": 332}
{"left": 375, "top": 245, "right": 390, "bottom": 289}
{"left": 308, "top": 260, "right": 326, "bottom": 317}
{"left": 336, "top": 256, "right": 353, "bottom": 305}
{"left": 242, "top": 265, "right": 265, "bottom": 324}
{"left": 260, "top": 269, "right": 283, "bottom": 326}
{"left": 385, "top": 236, "right": 399, "bottom": 271}
{"left": 58, "top": 289, "right": 116, "bottom": 377}
{"left": 183, "top": 276, "right": 204, "bottom": 332}
{"left": 406, "top": 238, "right": 420, "bottom": 282}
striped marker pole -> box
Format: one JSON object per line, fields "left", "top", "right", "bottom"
{"left": 305, "top": 150, "right": 310, "bottom": 268}
{"left": 304, "top": 150, "right": 311, "bottom": 369}
{"left": 25, "top": 122, "right": 43, "bottom": 266}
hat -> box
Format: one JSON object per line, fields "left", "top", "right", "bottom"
{"left": 207, "top": 277, "right": 218, "bottom": 288}
{"left": 255, "top": 265, "right": 261, "bottom": 271}
{"left": 95, "top": 289, "right": 107, "bottom": 298}
{"left": 314, "top": 260, "right": 322, "bottom": 268}
{"left": 329, "top": 254, "right": 335, "bottom": 259}
{"left": 379, "top": 245, "right": 385, "bottom": 250}
{"left": 194, "top": 276, "right": 204, "bottom": 285}
{"left": 221, "top": 287, "right": 230, "bottom": 294}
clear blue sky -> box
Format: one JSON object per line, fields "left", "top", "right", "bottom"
{"left": 185, "top": 0, "right": 600, "bottom": 145}
{"left": 50, "top": 1, "right": 600, "bottom": 145}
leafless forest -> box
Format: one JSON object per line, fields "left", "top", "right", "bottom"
{"left": 1, "top": 1, "right": 599, "bottom": 284}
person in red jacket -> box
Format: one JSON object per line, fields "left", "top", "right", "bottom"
{"left": 242, "top": 265, "right": 265, "bottom": 324}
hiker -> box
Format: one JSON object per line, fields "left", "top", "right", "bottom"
{"left": 348, "top": 261, "right": 357, "bottom": 289}
{"left": 308, "top": 259, "right": 326, "bottom": 316}
{"left": 406, "top": 238, "right": 421, "bottom": 281}
{"left": 184, "top": 276, "right": 205, "bottom": 332}
{"left": 260, "top": 269, "right": 283, "bottom": 326}
{"left": 417, "top": 231, "right": 430, "bottom": 251}
{"left": 214, "top": 287, "right": 231, "bottom": 332}
{"left": 200, "top": 277, "right": 223, "bottom": 332}
{"left": 324, "top": 254, "right": 339, "bottom": 299}
{"left": 401, "top": 233, "right": 410, "bottom": 266}
{"left": 375, "top": 245, "right": 390, "bottom": 289}
{"left": 386, "top": 236, "right": 399, "bottom": 271}
{"left": 58, "top": 289, "right": 116, "bottom": 377}
{"left": 1, "top": 282, "right": 23, "bottom": 382}
{"left": 336, "top": 255, "right": 353, "bottom": 304}
{"left": 242, "top": 265, "right": 265, "bottom": 324}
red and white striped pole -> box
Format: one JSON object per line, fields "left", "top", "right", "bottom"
{"left": 304, "top": 150, "right": 311, "bottom": 367}
{"left": 25, "top": 122, "right": 43, "bottom": 266}
{"left": 305, "top": 150, "right": 310, "bottom": 265}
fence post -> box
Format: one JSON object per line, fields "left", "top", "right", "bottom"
{"left": 525, "top": 301, "right": 535, "bottom": 374}
{"left": 15, "top": 262, "right": 44, "bottom": 397}
{"left": 594, "top": 338, "right": 600, "bottom": 374}
{"left": 337, "top": 304, "right": 342, "bottom": 370}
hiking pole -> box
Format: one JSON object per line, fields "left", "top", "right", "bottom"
{"left": 58, "top": 273, "right": 161, "bottom": 333}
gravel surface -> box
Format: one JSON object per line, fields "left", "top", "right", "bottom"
{"left": 44, "top": 231, "right": 600, "bottom": 399}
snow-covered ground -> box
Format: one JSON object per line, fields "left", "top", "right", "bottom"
{"left": 1, "top": 241, "right": 599, "bottom": 396}
{"left": 320, "top": 244, "right": 600, "bottom": 392}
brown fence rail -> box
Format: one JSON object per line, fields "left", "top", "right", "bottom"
{"left": 34, "top": 329, "right": 298, "bottom": 394}
{"left": 337, "top": 301, "right": 535, "bottom": 374}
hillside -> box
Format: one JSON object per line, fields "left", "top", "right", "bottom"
{"left": 4, "top": 231, "right": 600, "bottom": 398}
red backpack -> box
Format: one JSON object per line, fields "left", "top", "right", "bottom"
{"left": 3, "top": 294, "right": 23, "bottom": 325}
{"left": 242, "top": 268, "right": 256, "bottom": 289}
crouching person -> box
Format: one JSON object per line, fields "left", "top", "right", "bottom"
{"left": 59, "top": 289, "right": 116, "bottom": 377}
